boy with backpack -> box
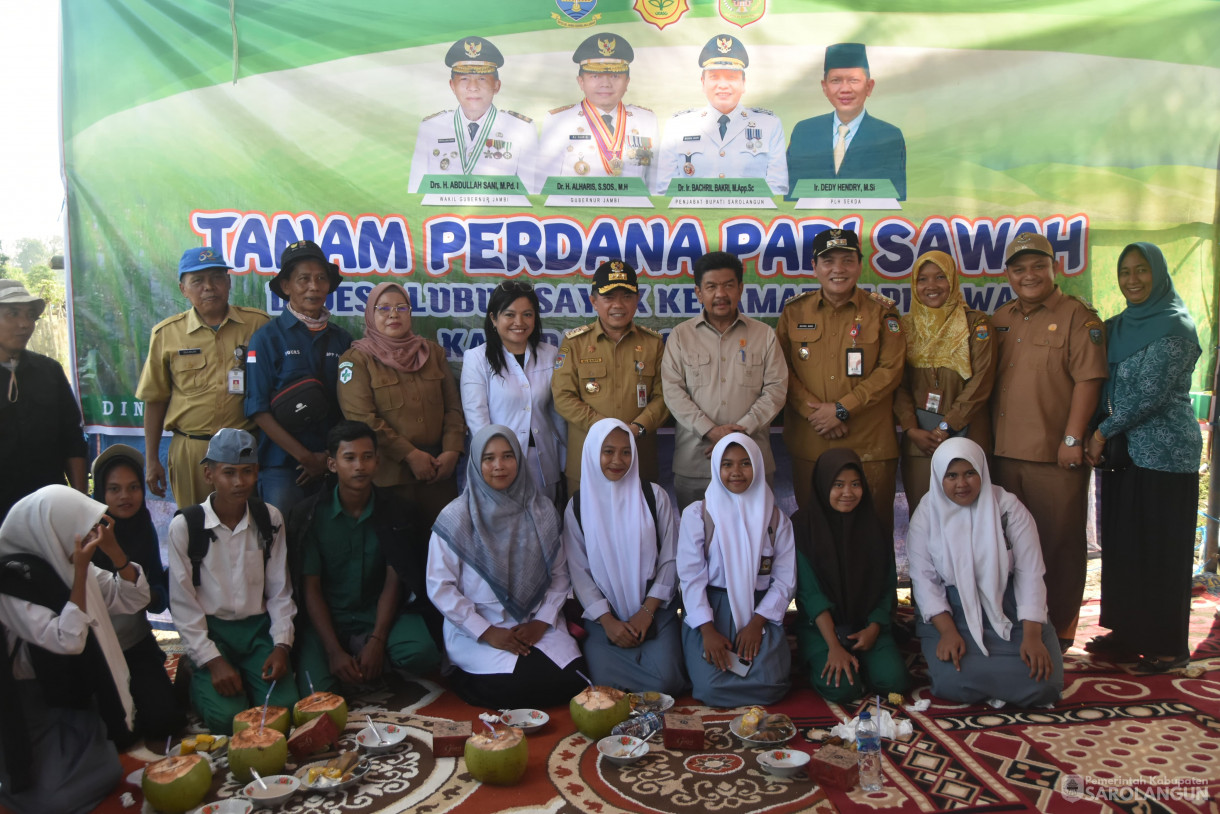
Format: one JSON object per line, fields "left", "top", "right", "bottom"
{"left": 167, "top": 428, "right": 299, "bottom": 733}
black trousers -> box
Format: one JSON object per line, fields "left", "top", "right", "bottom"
{"left": 448, "top": 649, "right": 588, "bottom": 710}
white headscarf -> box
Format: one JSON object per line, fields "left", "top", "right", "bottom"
{"left": 0, "top": 485, "right": 135, "bottom": 726}
{"left": 578, "top": 418, "right": 657, "bottom": 621}
{"left": 704, "top": 433, "right": 774, "bottom": 632}
{"left": 917, "top": 438, "right": 1011, "bottom": 654}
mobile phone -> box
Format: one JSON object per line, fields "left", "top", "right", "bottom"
{"left": 726, "top": 651, "right": 753, "bottom": 677}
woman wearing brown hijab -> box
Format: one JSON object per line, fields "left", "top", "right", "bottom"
{"left": 338, "top": 282, "right": 466, "bottom": 525}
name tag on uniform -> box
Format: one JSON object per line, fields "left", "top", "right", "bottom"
{"left": 925, "top": 391, "right": 943, "bottom": 412}
{"left": 178, "top": 348, "right": 202, "bottom": 355}
{"left": 758, "top": 556, "right": 773, "bottom": 576}
{"left": 637, "top": 383, "right": 648, "bottom": 409}
{"left": 569, "top": 134, "right": 592, "bottom": 140}
{"left": 227, "top": 368, "right": 245, "bottom": 395}
{"left": 683, "top": 135, "right": 701, "bottom": 141}
{"left": 438, "top": 138, "right": 455, "bottom": 143}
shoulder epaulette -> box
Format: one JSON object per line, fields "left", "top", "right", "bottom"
{"left": 748, "top": 107, "right": 776, "bottom": 117}
{"left": 783, "top": 289, "right": 815, "bottom": 307}
{"left": 421, "top": 109, "right": 451, "bottom": 123}
{"left": 670, "top": 108, "right": 697, "bottom": 118}
{"left": 869, "top": 290, "right": 897, "bottom": 310}
{"left": 549, "top": 103, "right": 576, "bottom": 115}
{"left": 636, "top": 325, "right": 663, "bottom": 338}
{"left": 150, "top": 311, "right": 191, "bottom": 334}
{"left": 628, "top": 104, "right": 654, "bottom": 114}
{"left": 503, "top": 109, "right": 533, "bottom": 124}
{"left": 1069, "top": 294, "right": 1099, "bottom": 313}
{"left": 565, "top": 324, "right": 593, "bottom": 339}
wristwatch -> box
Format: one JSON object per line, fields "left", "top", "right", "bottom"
{"left": 631, "top": 422, "right": 647, "bottom": 438}
{"left": 1063, "top": 435, "right": 1080, "bottom": 447}
{"left": 834, "top": 402, "right": 850, "bottom": 422}
{"left": 937, "top": 421, "right": 951, "bottom": 433}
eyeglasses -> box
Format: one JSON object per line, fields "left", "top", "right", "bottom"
{"left": 374, "top": 304, "right": 411, "bottom": 315}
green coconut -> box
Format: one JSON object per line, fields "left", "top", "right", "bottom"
{"left": 227, "top": 726, "right": 288, "bottom": 782}
{"left": 141, "top": 753, "right": 212, "bottom": 814}
{"left": 292, "top": 691, "right": 348, "bottom": 731}
{"left": 233, "top": 704, "right": 291, "bottom": 735}
{"left": 464, "top": 726, "right": 528, "bottom": 786}
{"left": 570, "top": 686, "right": 631, "bottom": 740}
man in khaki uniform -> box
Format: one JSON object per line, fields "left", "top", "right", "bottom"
{"left": 553, "top": 260, "right": 668, "bottom": 493}
{"left": 662, "top": 251, "right": 788, "bottom": 509}
{"left": 990, "top": 232, "right": 1107, "bottom": 651}
{"left": 776, "top": 229, "right": 905, "bottom": 532}
{"left": 137, "top": 246, "right": 269, "bottom": 507}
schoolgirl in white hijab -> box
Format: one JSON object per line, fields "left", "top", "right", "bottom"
{"left": 907, "top": 438, "right": 1063, "bottom": 707}
{"left": 0, "top": 485, "right": 150, "bottom": 814}
{"left": 677, "top": 433, "right": 795, "bottom": 707}
{"left": 563, "top": 418, "right": 684, "bottom": 694}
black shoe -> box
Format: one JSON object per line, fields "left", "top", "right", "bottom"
{"left": 1084, "top": 633, "right": 1140, "bottom": 662}
{"left": 1131, "top": 655, "right": 1190, "bottom": 675}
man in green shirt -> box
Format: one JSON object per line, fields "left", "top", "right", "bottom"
{"left": 288, "top": 421, "right": 440, "bottom": 694}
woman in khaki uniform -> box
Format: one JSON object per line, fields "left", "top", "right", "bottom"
{"left": 894, "top": 251, "right": 996, "bottom": 513}
{"left": 338, "top": 283, "right": 466, "bottom": 525}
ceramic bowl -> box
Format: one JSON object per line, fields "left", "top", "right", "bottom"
{"left": 241, "top": 774, "right": 300, "bottom": 807}
{"left": 355, "top": 722, "right": 409, "bottom": 753}
{"left": 757, "top": 749, "right": 811, "bottom": 778}
{"left": 293, "top": 756, "right": 372, "bottom": 792}
{"left": 597, "top": 735, "right": 649, "bottom": 766}
{"left": 499, "top": 708, "right": 549, "bottom": 732}
{"left": 197, "top": 800, "right": 255, "bottom": 814}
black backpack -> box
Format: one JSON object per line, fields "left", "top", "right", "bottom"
{"left": 176, "top": 498, "right": 278, "bottom": 586}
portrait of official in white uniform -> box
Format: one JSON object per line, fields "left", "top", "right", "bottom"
{"left": 407, "top": 36, "right": 540, "bottom": 194}
{"left": 537, "top": 34, "right": 658, "bottom": 188}
{"left": 655, "top": 34, "right": 788, "bottom": 196}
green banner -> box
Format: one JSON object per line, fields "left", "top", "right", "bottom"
{"left": 60, "top": 0, "right": 1220, "bottom": 430}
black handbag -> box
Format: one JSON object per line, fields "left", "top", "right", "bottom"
{"left": 1090, "top": 396, "right": 1131, "bottom": 472}
{"left": 270, "top": 376, "right": 329, "bottom": 434}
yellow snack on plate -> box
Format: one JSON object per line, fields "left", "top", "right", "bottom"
{"left": 179, "top": 736, "right": 197, "bottom": 755}
{"left": 739, "top": 706, "right": 766, "bottom": 737}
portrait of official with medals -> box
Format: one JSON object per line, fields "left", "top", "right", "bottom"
{"left": 407, "top": 35, "right": 541, "bottom": 194}
{"left": 538, "top": 34, "right": 658, "bottom": 188}
{"left": 654, "top": 34, "right": 789, "bottom": 196}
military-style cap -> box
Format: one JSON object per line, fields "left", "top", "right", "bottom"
{"left": 445, "top": 36, "right": 503, "bottom": 75}
{"left": 178, "top": 246, "right": 230, "bottom": 278}
{"left": 812, "top": 228, "right": 863, "bottom": 258}
{"left": 591, "top": 260, "right": 639, "bottom": 295}
{"left": 825, "top": 43, "right": 869, "bottom": 72}
{"left": 270, "top": 240, "right": 341, "bottom": 299}
{"left": 201, "top": 428, "right": 258, "bottom": 466}
{"left": 573, "top": 34, "right": 633, "bottom": 73}
{"left": 1004, "top": 232, "right": 1054, "bottom": 265}
{"left": 699, "top": 35, "right": 748, "bottom": 70}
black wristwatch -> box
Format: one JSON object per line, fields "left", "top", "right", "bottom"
{"left": 834, "top": 402, "right": 849, "bottom": 422}
{"left": 631, "top": 422, "right": 647, "bottom": 438}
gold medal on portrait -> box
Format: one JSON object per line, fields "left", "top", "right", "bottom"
{"left": 585, "top": 380, "right": 601, "bottom": 394}
{"left": 608, "top": 158, "right": 624, "bottom": 176}
{"left": 439, "top": 157, "right": 450, "bottom": 170}
{"left": 574, "top": 160, "right": 590, "bottom": 175}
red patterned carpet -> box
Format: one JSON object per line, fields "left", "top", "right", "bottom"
{"left": 93, "top": 594, "right": 1220, "bottom": 814}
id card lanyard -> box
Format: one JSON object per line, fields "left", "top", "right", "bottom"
{"left": 845, "top": 316, "right": 863, "bottom": 377}
{"left": 635, "top": 356, "right": 647, "bottom": 409}
{"left": 227, "top": 345, "right": 247, "bottom": 395}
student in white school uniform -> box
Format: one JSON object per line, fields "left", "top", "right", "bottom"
{"left": 908, "top": 438, "right": 1062, "bottom": 707}
{"left": 563, "top": 419, "right": 686, "bottom": 695}
{"left": 460, "top": 281, "right": 566, "bottom": 504}
{"left": 678, "top": 433, "right": 795, "bottom": 707}
{"left": 167, "top": 429, "right": 299, "bottom": 735}
{"left": 0, "top": 486, "right": 150, "bottom": 814}
{"left": 426, "top": 425, "right": 587, "bottom": 709}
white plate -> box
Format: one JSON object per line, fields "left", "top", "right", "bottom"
{"left": 241, "top": 774, "right": 300, "bottom": 806}
{"left": 729, "top": 714, "right": 796, "bottom": 747}
{"left": 355, "top": 722, "right": 409, "bottom": 753}
{"left": 628, "top": 692, "right": 675, "bottom": 715}
{"left": 293, "top": 757, "right": 371, "bottom": 793}
{"left": 597, "top": 734, "right": 650, "bottom": 766}
{"left": 757, "top": 748, "right": 810, "bottom": 777}
{"left": 498, "top": 708, "right": 550, "bottom": 731}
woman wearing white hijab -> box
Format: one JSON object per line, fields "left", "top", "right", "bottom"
{"left": 0, "top": 485, "right": 150, "bottom": 814}
{"left": 426, "top": 424, "right": 586, "bottom": 709}
{"left": 563, "top": 419, "right": 684, "bottom": 694}
{"left": 677, "top": 433, "right": 795, "bottom": 707}
{"left": 908, "top": 439, "right": 1062, "bottom": 706}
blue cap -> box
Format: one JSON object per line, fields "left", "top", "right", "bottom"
{"left": 178, "top": 246, "right": 230, "bottom": 278}
{"left": 201, "top": 428, "right": 258, "bottom": 465}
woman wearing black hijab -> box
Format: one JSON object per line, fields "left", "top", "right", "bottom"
{"left": 792, "top": 449, "right": 909, "bottom": 703}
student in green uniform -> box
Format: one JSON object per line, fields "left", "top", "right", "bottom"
{"left": 166, "top": 429, "right": 298, "bottom": 734}
{"left": 288, "top": 421, "right": 441, "bottom": 695}
{"left": 791, "top": 448, "right": 908, "bottom": 704}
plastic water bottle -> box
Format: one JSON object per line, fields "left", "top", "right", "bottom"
{"left": 612, "top": 711, "right": 663, "bottom": 740}
{"left": 856, "top": 710, "right": 883, "bottom": 791}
